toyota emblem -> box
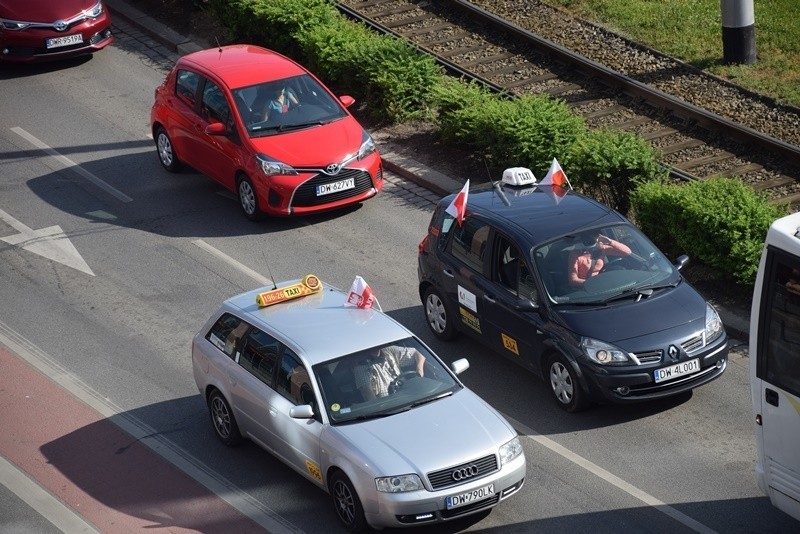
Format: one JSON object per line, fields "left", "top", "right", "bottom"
{"left": 54, "top": 20, "right": 68, "bottom": 32}
{"left": 325, "top": 163, "right": 340, "bottom": 175}
{"left": 451, "top": 464, "right": 479, "bottom": 481}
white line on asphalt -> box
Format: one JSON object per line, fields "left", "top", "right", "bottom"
{"left": 193, "top": 239, "right": 273, "bottom": 286}
{"left": 10, "top": 127, "right": 133, "bottom": 203}
{"left": 0, "top": 321, "right": 304, "bottom": 534}
{"left": 0, "top": 455, "right": 100, "bottom": 534}
{"left": 505, "top": 414, "right": 718, "bottom": 534}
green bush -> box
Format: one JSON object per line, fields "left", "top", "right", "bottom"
{"left": 630, "top": 177, "right": 788, "bottom": 285}
{"left": 565, "top": 128, "right": 666, "bottom": 214}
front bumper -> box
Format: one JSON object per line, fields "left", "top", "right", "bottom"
{"left": 1, "top": 20, "right": 113, "bottom": 63}
{"left": 363, "top": 453, "right": 525, "bottom": 529}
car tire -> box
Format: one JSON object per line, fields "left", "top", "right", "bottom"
{"left": 154, "top": 126, "right": 181, "bottom": 172}
{"left": 237, "top": 175, "right": 264, "bottom": 221}
{"left": 423, "top": 286, "right": 456, "bottom": 341}
{"left": 330, "top": 471, "right": 367, "bottom": 532}
{"left": 208, "top": 389, "right": 242, "bottom": 446}
{"left": 547, "top": 353, "right": 589, "bottom": 413}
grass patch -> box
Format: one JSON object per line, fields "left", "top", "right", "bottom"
{"left": 549, "top": 0, "right": 800, "bottom": 107}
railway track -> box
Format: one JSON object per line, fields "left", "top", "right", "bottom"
{"left": 336, "top": 0, "right": 800, "bottom": 206}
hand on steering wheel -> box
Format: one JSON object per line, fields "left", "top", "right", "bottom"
{"left": 389, "top": 371, "right": 419, "bottom": 394}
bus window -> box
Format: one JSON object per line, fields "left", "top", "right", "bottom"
{"left": 750, "top": 212, "right": 800, "bottom": 522}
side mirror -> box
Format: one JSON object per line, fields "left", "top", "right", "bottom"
{"left": 514, "top": 299, "right": 539, "bottom": 312}
{"left": 289, "top": 405, "right": 314, "bottom": 419}
{"left": 339, "top": 95, "right": 355, "bottom": 108}
{"left": 674, "top": 254, "right": 689, "bottom": 271}
{"left": 205, "top": 122, "right": 227, "bottom": 136}
{"left": 450, "top": 358, "right": 470, "bottom": 375}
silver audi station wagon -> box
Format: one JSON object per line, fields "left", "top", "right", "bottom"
{"left": 192, "top": 275, "right": 526, "bottom": 531}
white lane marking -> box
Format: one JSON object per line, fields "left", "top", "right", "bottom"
{"left": 10, "top": 127, "right": 133, "bottom": 203}
{"left": 0, "top": 208, "right": 95, "bottom": 276}
{"left": 192, "top": 239, "right": 273, "bottom": 286}
{"left": 504, "top": 414, "right": 718, "bottom": 534}
{"left": 0, "top": 321, "right": 305, "bottom": 534}
{"left": 0, "top": 455, "right": 100, "bottom": 534}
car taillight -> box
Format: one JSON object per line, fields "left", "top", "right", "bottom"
{"left": 418, "top": 235, "right": 429, "bottom": 255}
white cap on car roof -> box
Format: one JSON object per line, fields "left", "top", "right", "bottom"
{"left": 502, "top": 167, "right": 537, "bottom": 187}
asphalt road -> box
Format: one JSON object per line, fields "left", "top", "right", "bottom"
{"left": 0, "top": 8, "right": 796, "bottom": 534}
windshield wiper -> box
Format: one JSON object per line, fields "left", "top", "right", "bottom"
{"left": 600, "top": 280, "right": 679, "bottom": 304}
{"left": 410, "top": 391, "right": 453, "bottom": 408}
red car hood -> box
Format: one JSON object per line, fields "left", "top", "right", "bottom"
{"left": 0, "top": 0, "right": 97, "bottom": 21}
{"left": 248, "top": 117, "right": 366, "bottom": 167}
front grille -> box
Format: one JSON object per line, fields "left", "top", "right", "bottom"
{"left": 681, "top": 333, "right": 705, "bottom": 354}
{"left": 633, "top": 349, "right": 662, "bottom": 364}
{"left": 291, "top": 168, "right": 374, "bottom": 207}
{"left": 427, "top": 454, "right": 498, "bottom": 491}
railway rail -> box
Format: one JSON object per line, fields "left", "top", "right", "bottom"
{"left": 336, "top": 0, "right": 800, "bottom": 206}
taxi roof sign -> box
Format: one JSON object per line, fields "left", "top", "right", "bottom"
{"left": 502, "top": 167, "right": 537, "bottom": 187}
{"left": 256, "top": 274, "right": 322, "bottom": 307}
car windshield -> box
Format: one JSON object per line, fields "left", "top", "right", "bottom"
{"left": 313, "top": 337, "right": 461, "bottom": 424}
{"left": 231, "top": 74, "right": 348, "bottom": 136}
{"left": 534, "top": 223, "right": 680, "bottom": 305}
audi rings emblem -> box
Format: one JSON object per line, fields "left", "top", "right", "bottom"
{"left": 451, "top": 464, "right": 479, "bottom": 481}
{"left": 54, "top": 20, "right": 68, "bottom": 32}
{"left": 325, "top": 163, "right": 341, "bottom": 175}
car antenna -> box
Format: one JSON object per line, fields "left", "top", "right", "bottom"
{"left": 262, "top": 250, "right": 278, "bottom": 290}
{"left": 215, "top": 37, "right": 222, "bottom": 53}
{"left": 485, "top": 159, "right": 511, "bottom": 207}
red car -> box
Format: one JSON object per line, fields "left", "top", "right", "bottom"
{"left": 150, "top": 44, "right": 383, "bottom": 219}
{"left": 0, "top": 0, "right": 113, "bottom": 63}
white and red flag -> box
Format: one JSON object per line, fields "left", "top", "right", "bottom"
{"left": 538, "top": 158, "right": 572, "bottom": 204}
{"left": 345, "top": 275, "right": 376, "bottom": 309}
{"left": 445, "top": 179, "right": 470, "bottom": 226}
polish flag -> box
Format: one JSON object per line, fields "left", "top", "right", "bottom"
{"left": 445, "top": 179, "right": 470, "bottom": 226}
{"left": 345, "top": 275, "right": 376, "bottom": 309}
{"left": 538, "top": 158, "right": 571, "bottom": 204}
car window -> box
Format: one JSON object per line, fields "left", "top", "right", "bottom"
{"left": 175, "top": 69, "right": 200, "bottom": 107}
{"left": 206, "top": 313, "right": 249, "bottom": 359}
{"left": 763, "top": 254, "right": 800, "bottom": 396}
{"left": 239, "top": 328, "right": 280, "bottom": 386}
{"left": 448, "top": 217, "right": 490, "bottom": 272}
{"left": 201, "top": 80, "right": 232, "bottom": 126}
{"left": 494, "top": 236, "right": 539, "bottom": 302}
{"left": 276, "top": 350, "right": 315, "bottom": 407}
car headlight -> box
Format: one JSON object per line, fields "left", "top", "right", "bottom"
{"left": 499, "top": 436, "right": 523, "bottom": 466}
{"left": 705, "top": 303, "right": 723, "bottom": 343}
{"left": 375, "top": 474, "right": 423, "bottom": 493}
{"left": 255, "top": 154, "right": 298, "bottom": 177}
{"left": 581, "top": 337, "right": 631, "bottom": 365}
{"left": 0, "top": 19, "right": 30, "bottom": 31}
{"left": 357, "top": 131, "right": 376, "bottom": 160}
{"left": 85, "top": 0, "right": 104, "bottom": 18}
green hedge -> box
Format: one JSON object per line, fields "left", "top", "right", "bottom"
{"left": 630, "top": 178, "right": 788, "bottom": 285}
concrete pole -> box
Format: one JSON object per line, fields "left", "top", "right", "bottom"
{"left": 721, "top": 0, "right": 756, "bottom": 64}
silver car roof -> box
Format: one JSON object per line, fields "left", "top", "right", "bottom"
{"left": 223, "top": 279, "right": 412, "bottom": 366}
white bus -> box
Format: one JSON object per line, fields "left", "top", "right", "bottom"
{"left": 750, "top": 211, "right": 800, "bottom": 522}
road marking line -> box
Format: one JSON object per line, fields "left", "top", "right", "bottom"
{"left": 0, "top": 455, "right": 100, "bottom": 533}
{"left": 0, "top": 321, "right": 304, "bottom": 534}
{"left": 505, "top": 414, "right": 718, "bottom": 534}
{"left": 193, "top": 239, "right": 273, "bottom": 285}
{"left": 10, "top": 127, "right": 133, "bottom": 203}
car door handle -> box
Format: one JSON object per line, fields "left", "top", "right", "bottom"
{"left": 483, "top": 293, "right": 496, "bottom": 303}
{"left": 765, "top": 388, "right": 779, "bottom": 407}
{"left": 442, "top": 268, "right": 454, "bottom": 278}
{"left": 269, "top": 407, "right": 278, "bottom": 417}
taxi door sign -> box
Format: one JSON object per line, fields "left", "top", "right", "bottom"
{"left": 305, "top": 459, "right": 323, "bottom": 481}
{"left": 257, "top": 274, "right": 322, "bottom": 307}
{"left": 501, "top": 333, "right": 519, "bottom": 355}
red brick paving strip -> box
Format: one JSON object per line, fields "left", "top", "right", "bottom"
{"left": 0, "top": 347, "right": 265, "bottom": 533}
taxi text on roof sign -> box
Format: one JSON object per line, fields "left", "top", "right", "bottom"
{"left": 256, "top": 274, "right": 322, "bottom": 307}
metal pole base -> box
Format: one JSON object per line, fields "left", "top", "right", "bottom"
{"left": 722, "top": 24, "right": 756, "bottom": 64}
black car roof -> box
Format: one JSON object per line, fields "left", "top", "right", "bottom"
{"left": 443, "top": 182, "right": 627, "bottom": 246}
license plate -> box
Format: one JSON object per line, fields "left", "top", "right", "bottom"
{"left": 653, "top": 358, "right": 700, "bottom": 383}
{"left": 46, "top": 34, "right": 84, "bottom": 49}
{"left": 316, "top": 177, "right": 354, "bottom": 196}
{"left": 445, "top": 483, "right": 495, "bottom": 510}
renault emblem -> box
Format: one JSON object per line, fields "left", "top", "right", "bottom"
{"left": 668, "top": 345, "right": 680, "bottom": 360}
{"left": 325, "top": 163, "right": 340, "bottom": 175}
{"left": 54, "top": 20, "right": 68, "bottom": 32}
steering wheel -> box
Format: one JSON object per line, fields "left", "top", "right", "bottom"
{"left": 389, "top": 371, "right": 419, "bottom": 394}
{"left": 599, "top": 256, "right": 624, "bottom": 273}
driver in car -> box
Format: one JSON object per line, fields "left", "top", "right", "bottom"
{"left": 568, "top": 232, "right": 631, "bottom": 288}
{"left": 354, "top": 345, "right": 426, "bottom": 400}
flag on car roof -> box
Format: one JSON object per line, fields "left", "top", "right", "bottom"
{"left": 345, "top": 275, "right": 376, "bottom": 309}
{"left": 445, "top": 179, "right": 470, "bottom": 226}
{"left": 538, "top": 158, "right": 571, "bottom": 204}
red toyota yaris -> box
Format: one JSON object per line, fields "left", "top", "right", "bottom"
{"left": 150, "top": 44, "right": 383, "bottom": 219}
{"left": 0, "top": 0, "right": 113, "bottom": 63}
